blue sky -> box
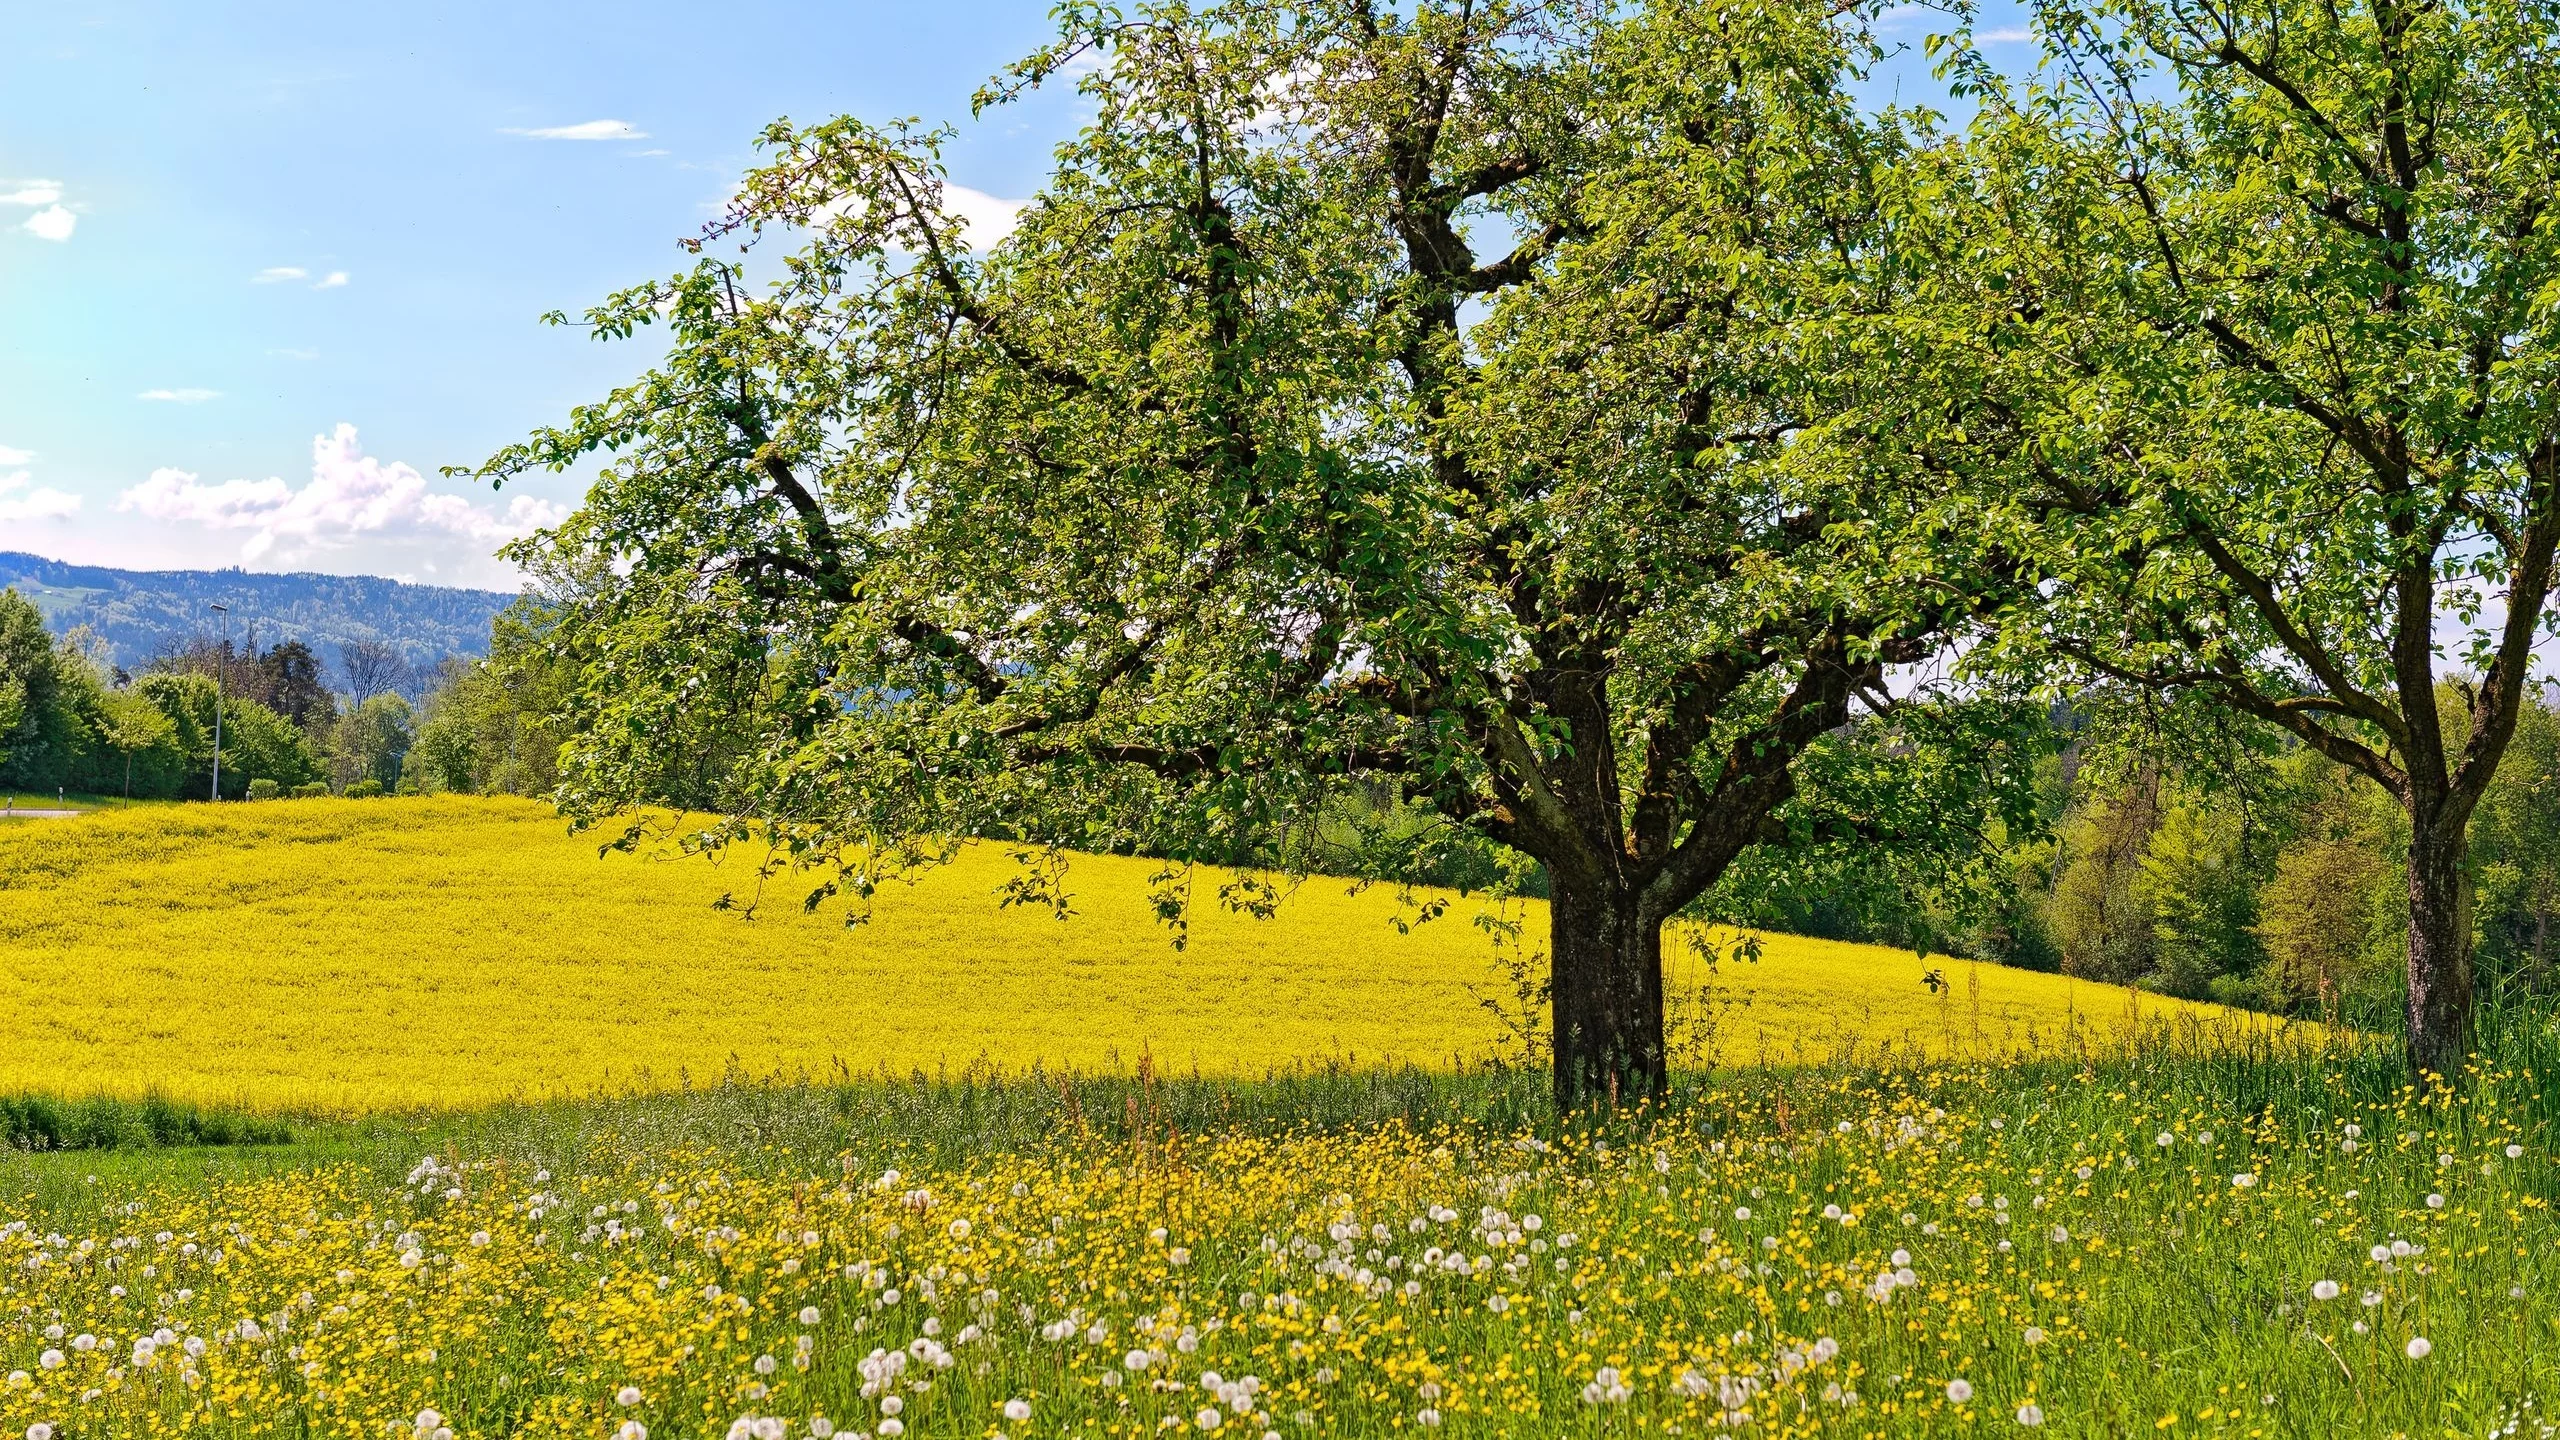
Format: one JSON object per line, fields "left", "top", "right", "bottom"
{"left": 0, "top": 1, "right": 2003, "bottom": 590}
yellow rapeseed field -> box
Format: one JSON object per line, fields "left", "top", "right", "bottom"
{"left": 0, "top": 799, "right": 2245, "bottom": 1112}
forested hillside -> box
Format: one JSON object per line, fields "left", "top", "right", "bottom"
{"left": 0, "top": 551, "right": 513, "bottom": 671}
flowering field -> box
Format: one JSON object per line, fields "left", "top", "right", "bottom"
{"left": 5, "top": 799, "right": 2510, "bottom": 1436}
{"left": 2, "top": 1051, "right": 2555, "bottom": 1439}
{"left": 0, "top": 800, "right": 2243, "bottom": 1111}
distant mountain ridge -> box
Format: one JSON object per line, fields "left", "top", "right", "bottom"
{"left": 0, "top": 551, "right": 517, "bottom": 671}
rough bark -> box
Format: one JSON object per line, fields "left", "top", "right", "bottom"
{"left": 1548, "top": 874, "right": 1668, "bottom": 1110}
{"left": 2404, "top": 808, "right": 2472, "bottom": 1080}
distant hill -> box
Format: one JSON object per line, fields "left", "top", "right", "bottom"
{"left": 0, "top": 552, "right": 517, "bottom": 672}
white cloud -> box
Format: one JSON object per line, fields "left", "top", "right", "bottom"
{"left": 945, "top": 184, "right": 1025, "bottom": 250}
{"left": 138, "top": 388, "right": 220, "bottom": 403}
{"left": 806, "top": 181, "right": 1026, "bottom": 252}
{"left": 0, "top": 471, "right": 80, "bottom": 523}
{"left": 0, "top": 444, "right": 31, "bottom": 466}
{"left": 1978, "top": 26, "right": 2035, "bottom": 42}
{"left": 0, "top": 181, "right": 63, "bottom": 207}
{"left": 118, "top": 423, "right": 569, "bottom": 564}
{"left": 257, "top": 265, "right": 348, "bottom": 289}
{"left": 23, "top": 205, "right": 75, "bottom": 242}
{"left": 503, "top": 119, "right": 646, "bottom": 141}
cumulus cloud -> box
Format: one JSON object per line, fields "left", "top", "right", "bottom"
{"left": 0, "top": 444, "right": 32, "bottom": 466}
{"left": 313, "top": 270, "right": 349, "bottom": 289}
{"left": 22, "top": 205, "right": 75, "bottom": 242}
{"left": 2, "top": 178, "right": 75, "bottom": 239}
{"left": 806, "top": 181, "right": 1027, "bottom": 252}
{"left": 118, "top": 424, "right": 569, "bottom": 564}
{"left": 945, "top": 184, "right": 1026, "bottom": 250}
{"left": 0, "top": 470, "right": 80, "bottom": 523}
{"left": 503, "top": 119, "right": 646, "bottom": 141}
{"left": 138, "top": 388, "right": 220, "bottom": 403}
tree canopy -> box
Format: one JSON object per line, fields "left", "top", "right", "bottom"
{"left": 1908, "top": 0, "right": 2560, "bottom": 1073}
{"left": 478, "top": 0, "right": 2037, "bottom": 1107}
{"left": 477, "top": 0, "right": 2560, "bottom": 1094}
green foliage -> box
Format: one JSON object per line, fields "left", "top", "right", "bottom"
{"left": 245, "top": 778, "right": 281, "bottom": 801}
{"left": 2469, "top": 689, "right": 2560, "bottom": 991}
{"left": 344, "top": 779, "right": 386, "bottom": 799}
{"left": 331, "top": 693, "right": 414, "bottom": 793}
{"left": 2048, "top": 776, "right": 2162, "bottom": 986}
{"left": 2257, "top": 825, "right": 2398, "bottom": 1022}
{"left": 2139, "top": 796, "right": 2265, "bottom": 1003}
{"left": 1707, "top": 699, "right": 2057, "bottom": 960}
{"left": 0, "top": 1092, "right": 290, "bottom": 1152}
{"left": 88, "top": 684, "right": 178, "bottom": 798}
{"left": 0, "top": 587, "right": 96, "bottom": 789}
{"left": 407, "top": 596, "right": 572, "bottom": 798}
{"left": 253, "top": 639, "right": 335, "bottom": 729}
{"left": 290, "top": 782, "right": 330, "bottom": 799}
{"left": 131, "top": 671, "right": 324, "bottom": 799}
{"left": 1916, "top": 0, "right": 2560, "bottom": 1068}
{"left": 470, "top": 0, "right": 2039, "bottom": 1103}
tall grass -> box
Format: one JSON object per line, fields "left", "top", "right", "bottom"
{"left": 0, "top": 1093, "right": 290, "bottom": 1153}
{"left": 3, "top": 1015, "right": 2551, "bottom": 1437}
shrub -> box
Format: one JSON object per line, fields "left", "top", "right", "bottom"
{"left": 245, "top": 778, "right": 281, "bottom": 801}
{"left": 344, "top": 779, "right": 386, "bottom": 798}
{"left": 291, "top": 782, "right": 330, "bottom": 799}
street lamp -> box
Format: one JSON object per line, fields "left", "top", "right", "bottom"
{"left": 208, "top": 602, "right": 229, "bottom": 801}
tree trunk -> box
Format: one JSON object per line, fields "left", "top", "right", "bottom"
{"left": 1549, "top": 875, "right": 1667, "bottom": 1110}
{"left": 2404, "top": 814, "right": 2472, "bottom": 1081}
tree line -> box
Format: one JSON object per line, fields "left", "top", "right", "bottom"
{"left": 0, "top": 588, "right": 493, "bottom": 801}
{"left": 1729, "top": 692, "right": 2560, "bottom": 1032}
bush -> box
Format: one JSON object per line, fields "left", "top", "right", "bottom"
{"left": 291, "top": 782, "right": 330, "bottom": 799}
{"left": 245, "top": 778, "right": 281, "bottom": 801}
{"left": 344, "top": 779, "right": 386, "bottom": 798}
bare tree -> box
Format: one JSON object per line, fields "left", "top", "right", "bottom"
{"left": 337, "top": 638, "right": 411, "bottom": 710}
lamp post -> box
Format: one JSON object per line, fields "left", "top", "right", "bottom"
{"left": 209, "top": 602, "right": 229, "bottom": 801}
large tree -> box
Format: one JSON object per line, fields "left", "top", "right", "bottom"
{"left": 1925, "top": 0, "right": 2560, "bottom": 1074}
{"left": 476, "top": 0, "right": 2018, "bottom": 1107}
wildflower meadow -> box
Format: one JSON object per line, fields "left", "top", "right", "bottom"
{"left": 5, "top": 1032, "right": 2558, "bottom": 1438}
